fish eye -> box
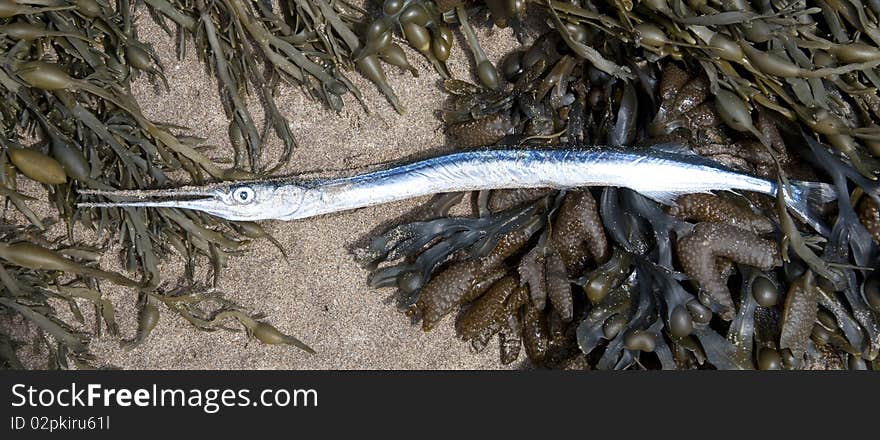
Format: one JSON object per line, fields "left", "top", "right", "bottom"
{"left": 232, "top": 187, "right": 255, "bottom": 204}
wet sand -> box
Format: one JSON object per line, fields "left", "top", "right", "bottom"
{"left": 85, "top": 12, "right": 525, "bottom": 369}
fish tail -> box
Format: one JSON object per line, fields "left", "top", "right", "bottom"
{"left": 782, "top": 180, "right": 837, "bottom": 236}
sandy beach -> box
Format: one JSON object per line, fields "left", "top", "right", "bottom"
{"left": 78, "top": 11, "right": 527, "bottom": 369}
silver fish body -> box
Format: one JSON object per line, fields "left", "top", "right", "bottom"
{"left": 79, "top": 147, "right": 832, "bottom": 232}
{"left": 299, "top": 148, "right": 775, "bottom": 218}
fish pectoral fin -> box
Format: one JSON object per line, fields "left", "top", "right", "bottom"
{"left": 638, "top": 190, "right": 687, "bottom": 206}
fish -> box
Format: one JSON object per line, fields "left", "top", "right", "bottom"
{"left": 78, "top": 146, "right": 835, "bottom": 233}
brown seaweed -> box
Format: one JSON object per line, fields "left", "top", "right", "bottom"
{"left": 780, "top": 271, "right": 820, "bottom": 365}
{"left": 677, "top": 222, "right": 782, "bottom": 320}
{"left": 456, "top": 275, "right": 527, "bottom": 351}
{"left": 668, "top": 193, "right": 774, "bottom": 234}
{"left": 418, "top": 215, "right": 540, "bottom": 329}
{"left": 550, "top": 190, "right": 609, "bottom": 275}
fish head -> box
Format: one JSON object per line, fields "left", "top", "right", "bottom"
{"left": 78, "top": 181, "right": 307, "bottom": 221}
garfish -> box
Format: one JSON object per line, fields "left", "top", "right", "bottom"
{"left": 78, "top": 146, "right": 835, "bottom": 234}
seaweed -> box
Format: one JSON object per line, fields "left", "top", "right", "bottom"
{"left": 6, "top": 0, "right": 880, "bottom": 371}
{"left": 360, "top": 11, "right": 880, "bottom": 369}
{"left": 1, "top": 2, "right": 317, "bottom": 368}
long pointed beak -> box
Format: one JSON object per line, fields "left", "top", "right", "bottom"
{"left": 77, "top": 187, "right": 217, "bottom": 210}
